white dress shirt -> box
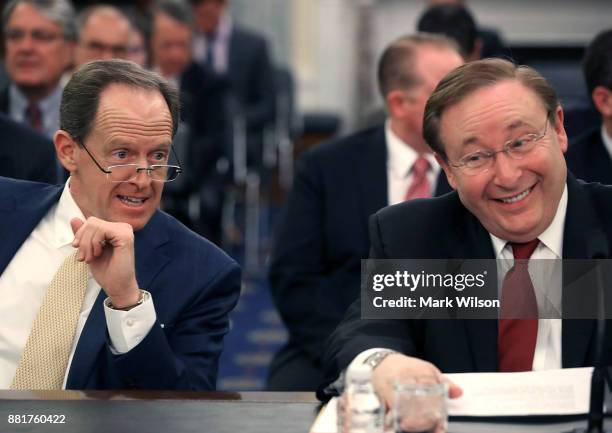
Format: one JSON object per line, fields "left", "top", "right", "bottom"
{"left": 0, "top": 181, "right": 156, "bottom": 389}
{"left": 350, "top": 183, "right": 568, "bottom": 373}
{"left": 385, "top": 121, "right": 441, "bottom": 205}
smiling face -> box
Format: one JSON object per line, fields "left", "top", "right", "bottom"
{"left": 437, "top": 80, "right": 569, "bottom": 242}
{"left": 65, "top": 84, "right": 174, "bottom": 231}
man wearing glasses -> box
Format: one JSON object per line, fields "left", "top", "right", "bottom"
{"left": 319, "top": 59, "right": 612, "bottom": 408}
{"left": 0, "top": 60, "right": 241, "bottom": 390}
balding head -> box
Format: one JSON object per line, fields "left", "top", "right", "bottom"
{"left": 74, "top": 5, "right": 131, "bottom": 67}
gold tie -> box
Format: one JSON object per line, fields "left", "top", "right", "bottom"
{"left": 11, "top": 251, "right": 89, "bottom": 389}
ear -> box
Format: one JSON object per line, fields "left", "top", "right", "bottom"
{"left": 552, "top": 105, "right": 568, "bottom": 154}
{"left": 385, "top": 90, "right": 408, "bottom": 119}
{"left": 468, "top": 38, "right": 483, "bottom": 62}
{"left": 592, "top": 86, "right": 612, "bottom": 117}
{"left": 435, "top": 152, "right": 457, "bottom": 190}
{"left": 54, "top": 130, "right": 79, "bottom": 172}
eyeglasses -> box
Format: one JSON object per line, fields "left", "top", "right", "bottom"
{"left": 84, "top": 40, "right": 128, "bottom": 57}
{"left": 449, "top": 115, "right": 550, "bottom": 176}
{"left": 5, "top": 28, "right": 63, "bottom": 44}
{"left": 80, "top": 142, "right": 182, "bottom": 183}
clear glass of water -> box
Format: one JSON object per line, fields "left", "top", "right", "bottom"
{"left": 393, "top": 375, "right": 448, "bottom": 433}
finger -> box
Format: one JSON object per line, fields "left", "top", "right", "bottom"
{"left": 445, "top": 378, "right": 463, "bottom": 399}
{"left": 77, "top": 224, "right": 97, "bottom": 263}
{"left": 71, "top": 218, "right": 85, "bottom": 247}
{"left": 91, "top": 229, "right": 107, "bottom": 258}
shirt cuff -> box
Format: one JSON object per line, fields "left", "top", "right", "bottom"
{"left": 103, "top": 290, "right": 156, "bottom": 354}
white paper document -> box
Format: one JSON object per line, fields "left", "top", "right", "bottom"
{"left": 446, "top": 367, "right": 593, "bottom": 416}
{"left": 310, "top": 368, "right": 595, "bottom": 433}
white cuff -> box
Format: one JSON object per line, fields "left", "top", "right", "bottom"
{"left": 103, "top": 290, "right": 156, "bottom": 354}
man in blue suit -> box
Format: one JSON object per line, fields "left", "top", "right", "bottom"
{"left": 0, "top": 60, "right": 241, "bottom": 390}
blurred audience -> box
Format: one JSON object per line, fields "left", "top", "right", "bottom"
{"left": 126, "top": 16, "right": 148, "bottom": 67}
{"left": 1, "top": 0, "right": 76, "bottom": 139}
{"left": 74, "top": 5, "right": 131, "bottom": 67}
{"left": 1, "top": 0, "right": 76, "bottom": 182}
{"left": 151, "top": 0, "right": 228, "bottom": 244}
{"left": 267, "top": 34, "right": 463, "bottom": 391}
{"left": 190, "top": 0, "right": 275, "bottom": 168}
{"left": 565, "top": 29, "right": 612, "bottom": 184}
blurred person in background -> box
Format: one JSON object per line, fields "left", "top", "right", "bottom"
{"left": 267, "top": 34, "right": 463, "bottom": 391}
{"left": 74, "top": 5, "right": 132, "bottom": 68}
{"left": 151, "top": 0, "right": 228, "bottom": 244}
{"left": 189, "top": 0, "right": 275, "bottom": 168}
{"left": 565, "top": 29, "right": 612, "bottom": 184}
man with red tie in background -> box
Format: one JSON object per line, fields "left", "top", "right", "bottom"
{"left": 319, "top": 58, "right": 612, "bottom": 408}
{"left": 267, "top": 33, "right": 464, "bottom": 391}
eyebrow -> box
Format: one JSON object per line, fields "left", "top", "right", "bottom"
{"left": 460, "top": 119, "right": 528, "bottom": 147}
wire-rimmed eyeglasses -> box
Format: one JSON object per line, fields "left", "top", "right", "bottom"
{"left": 449, "top": 114, "right": 550, "bottom": 176}
{"left": 80, "top": 142, "right": 182, "bottom": 183}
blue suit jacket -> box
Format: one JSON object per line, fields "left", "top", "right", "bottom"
{"left": 0, "top": 177, "right": 241, "bottom": 390}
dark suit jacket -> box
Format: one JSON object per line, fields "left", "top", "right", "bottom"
{"left": 319, "top": 174, "right": 612, "bottom": 400}
{"left": 268, "top": 126, "right": 451, "bottom": 389}
{"left": 0, "top": 178, "right": 241, "bottom": 390}
{"left": 227, "top": 27, "right": 275, "bottom": 131}
{"left": 565, "top": 127, "right": 612, "bottom": 185}
{"left": 0, "top": 114, "right": 57, "bottom": 184}
{"left": 179, "top": 62, "right": 229, "bottom": 186}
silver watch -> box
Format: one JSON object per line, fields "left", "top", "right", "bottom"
{"left": 363, "top": 350, "right": 397, "bottom": 370}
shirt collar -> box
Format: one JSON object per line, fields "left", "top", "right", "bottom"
{"left": 9, "top": 82, "right": 62, "bottom": 136}
{"left": 385, "top": 120, "right": 439, "bottom": 178}
{"left": 51, "top": 178, "right": 86, "bottom": 249}
{"left": 490, "top": 183, "right": 568, "bottom": 258}
{"left": 601, "top": 124, "right": 612, "bottom": 159}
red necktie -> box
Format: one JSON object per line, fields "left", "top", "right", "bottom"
{"left": 404, "top": 156, "right": 431, "bottom": 200}
{"left": 498, "top": 239, "right": 539, "bottom": 372}
{"left": 25, "top": 103, "right": 42, "bottom": 132}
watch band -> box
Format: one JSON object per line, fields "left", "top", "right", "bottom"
{"left": 107, "top": 290, "right": 146, "bottom": 311}
{"left": 363, "top": 350, "right": 397, "bottom": 370}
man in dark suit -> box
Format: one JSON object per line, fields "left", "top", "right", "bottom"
{"left": 0, "top": 113, "right": 57, "bottom": 183}
{"left": 150, "top": 0, "right": 229, "bottom": 243}
{"left": 320, "top": 58, "right": 612, "bottom": 408}
{"left": 189, "top": 0, "right": 275, "bottom": 167}
{"left": 565, "top": 29, "right": 612, "bottom": 184}
{"left": 0, "top": 60, "right": 240, "bottom": 390}
{"left": 267, "top": 34, "right": 463, "bottom": 391}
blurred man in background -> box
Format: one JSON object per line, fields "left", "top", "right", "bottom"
{"left": 268, "top": 33, "right": 463, "bottom": 391}
{"left": 565, "top": 29, "right": 612, "bottom": 184}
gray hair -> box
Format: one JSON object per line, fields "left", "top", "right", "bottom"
{"left": 60, "top": 59, "right": 180, "bottom": 144}
{"left": 153, "top": 0, "right": 193, "bottom": 25}
{"left": 3, "top": 0, "right": 77, "bottom": 42}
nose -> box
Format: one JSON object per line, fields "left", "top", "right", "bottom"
{"left": 492, "top": 151, "right": 522, "bottom": 188}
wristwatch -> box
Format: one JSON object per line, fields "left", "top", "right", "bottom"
{"left": 363, "top": 350, "right": 397, "bottom": 370}
{"left": 106, "top": 290, "right": 147, "bottom": 311}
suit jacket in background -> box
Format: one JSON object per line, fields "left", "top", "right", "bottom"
{"left": 227, "top": 27, "right": 276, "bottom": 132}
{"left": 565, "top": 127, "right": 612, "bottom": 185}
{"left": 0, "top": 178, "right": 241, "bottom": 390}
{"left": 318, "top": 174, "right": 612, "bottom": 400}
{"left": 0, "top": 114, "right": 57, "bottom": 184}
{"left": 268, "top": 126, "right": 452, "bottom": 390}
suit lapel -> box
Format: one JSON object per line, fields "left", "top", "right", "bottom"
{"left": 354, "top": 127, "right": 388, "bottom": 232}
{"left": 67, "top": 211, "right": 171, "bottom": 388}
{"left": 562, "top": 175, "right": 609, "bottom": 368}
{"left": 452, "top": 210, "right": 498, "bottom": 371}
{"left": 0, "top": 183, "right": 62, "bottom": 275}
